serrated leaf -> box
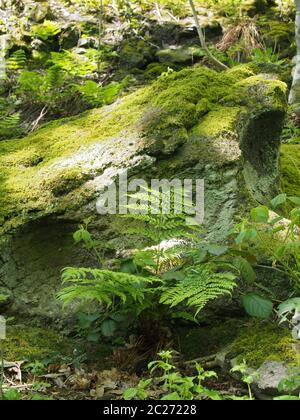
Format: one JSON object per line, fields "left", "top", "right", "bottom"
{"left": 171, "top": 311, "right": 198, "bottom": 323}
{"left": 243, "top": 293, "right": 273, "bottom": 319}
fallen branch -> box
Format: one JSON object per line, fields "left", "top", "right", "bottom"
{"left": 185, "top": 353, "right": 217, "bottom": 365}
{"left": 30, "top": 106, "right": 48, "bottom": 133}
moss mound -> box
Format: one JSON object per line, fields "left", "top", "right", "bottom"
{"left": 280, "top": 144, "right": 300, "bottom": 198}
{"left": 5, "top": 325, "right": 74, "bottom": 361}
{"left": 229, "top": 323, "right": 299, "bottom": 369}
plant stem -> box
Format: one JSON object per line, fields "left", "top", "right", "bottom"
{"left": 188, "top": 0, "right": 228, "bottom": 70}
{"left": 98, "top": 0, "right": 104, "bottom": 79}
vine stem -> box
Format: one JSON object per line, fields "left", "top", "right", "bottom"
{"left": 188, "top": 0, "right": 228, "bottom": 70}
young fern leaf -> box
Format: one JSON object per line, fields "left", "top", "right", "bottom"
{"left": 160, "top": 264, "right": 237, "bottom": 315}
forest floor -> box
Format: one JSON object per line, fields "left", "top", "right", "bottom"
{"left": 1, "top": 319, "right": 249, "bottom": 400}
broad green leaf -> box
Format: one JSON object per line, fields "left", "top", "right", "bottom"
{"left": 207, "top": 244, "right": 228, "bottom": 256}
{"left": 87, "top": 331, "right": 101, "bottom": 342}
{"left": 100, "top": 319, "right": 117, "bottom": 337}
{"left": 278, "top": 298, "right": 300, "bottom": 318}
{"left": 235, "top": 228, "right": 257, "bottom": 245}
{"left": 78, "top": 312, "right": 99, "bottom": 329}
{"left": 290, "top": 208, "right": 300, "bottom": 223}
{"left": 233, "top": 257, "right": 256, "bottom": 283}
{"left": 243, "top": 293, "right": 273, "bottom": 319}
{"left": 271, "top": 194, "right": 287, "bottom": 209}
{"left": 161, "top": 392, "right": 181, "bottom": 400}
{"left": 250, "top": 206, "right": 269, "bottom": 223}
{"left": 288, "top": 196, "right": 300, "bottom": 207}
{"left": 123, "top": 388, "right": 137, "bottom": 400}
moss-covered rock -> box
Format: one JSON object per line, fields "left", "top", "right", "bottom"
{"left": 0, "top": 65, "right": 288, "bottom": 318}
{"left": 225, "top": 322, "right": 300, "bottom": 398}
{"left": 280, "top": 144, "right": 300, "bottom": 198}
{"left": 156, "top": 45, "right": 203, "bottom": 65}
{"left": 5, "top": 325, "right": 74, "bottom": 361}
{"left": 229, "top": 323, "right": 299, "bottom": 369}
{"left": 0, "top": 64, "right": 286, "bottom": 233}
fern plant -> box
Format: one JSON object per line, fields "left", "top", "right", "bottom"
{"left": 31, "top": 21, "right": 61, "bottom": 41}
{"left": 58, "top": 267, "right": 160, "bottom": 308}
{"left": 160, "top": 263, "right": 237, "bottom": 316}
{"left": 6, "top": 50, "right": 26, "bottom": 71}
{"left": 74, "top": 77, "right": 129, "bottom": 107}
{"left": 58, "top": 185, "right": 238, "bottom": 339}
{"left": 0, "top": 112, "right": 20, "bottom": 138}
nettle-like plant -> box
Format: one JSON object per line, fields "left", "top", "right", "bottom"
{"left": 124, "top": 350, "right": 222, "bottom": 401}
{"left": 58, "top": 187, "right": 238, "bottom": 341}
{"left": 230, "top": 194, "right": 300, "bottom": 337}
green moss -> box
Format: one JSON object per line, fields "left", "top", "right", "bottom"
{"left": 0, "top": 90, "right": 145, "bottom": 228}
{"left": 0, "top": 64, "right": 287, "bottom": 232}
{"left": 223, "top": 74, "right": 287, "bottom": 110}
{"left": 145, "top": 63, "right": 172, "bottom": 80}
{"left": 5, "top": 325, "right": 74, "bottom": 361}
{"left": 195, "top": 98, "right": 213, "bottom": 117}
{"left": 230, "top": 323, "right": 299, "bottom": 368}
{"left": 225, "top": 64, "right": 256, "bottom": 80}
{"left": 244, "top": 76, "right": 287, "bottom": 106}
{"left": 280, "top": 144, "right": 300, "bottom": 197}
{"left": 192, "top": 106, "right": 243, "bottom": 137}
{"left": 44, "top": 168, "right": 91, "bottom": 197}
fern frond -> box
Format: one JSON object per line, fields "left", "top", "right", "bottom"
{"left": 7, "top": 50, "right": 26, "bottom": 71}
{"left": 45, "top": 65, "right": 65, "bottom": 89}
{"left": 58, "top": 267, "right": 160, "bottom": 308}
{"left": 31, "top": 20, "right": 61, "bottom": 41}
{"left": 160, "top": 264, "right": 237, "bottom": 315}
{"left": 0, "top": 112, "right": 20, "bottom": 137}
